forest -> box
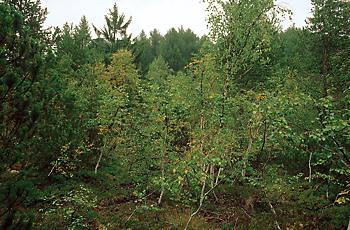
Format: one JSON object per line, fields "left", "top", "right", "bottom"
{"left": 0, "top": 0, "right": 349, "bottom": 229}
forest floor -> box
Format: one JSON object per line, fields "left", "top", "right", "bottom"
{"left": 1, "top": 169, "right": 308, "bottom": 229}
{"left": 28, "top": 177, "right": 284, "bottom": 230}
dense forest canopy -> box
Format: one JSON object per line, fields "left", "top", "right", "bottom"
{"left": 0, "top": 0, "right": 349, "bottom": 229}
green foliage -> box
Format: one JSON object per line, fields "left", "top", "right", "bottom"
{"left": 93, "top": 3, "right": 132, "bottom": 52}
{"left": 134, "top": 27, "right": 203, "bottom": 73}
{"left": 55, "top": 16, "right": 95, "bottom": 68}
{"left": 1, "top": 0, "right": 350, "bottom": 229}
{"left": 0, "top": 1, "right": 46, "bottom": 169}
{"left": 134, "top": 30, "right": 154, "bottom": 74}
{"left": 160, "top": 27, "right": 202, "bottom": 71}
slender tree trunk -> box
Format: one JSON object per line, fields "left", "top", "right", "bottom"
{"left": 158, "top": 116, "right": 168, "bottom": 205}
{"left": 158, "top": 189, "right": 164, "bottom": 205}
{"left": 268, "top": 201, "right": 281, "bottom": 230}
{"left": 158, "top": 135, "right": 165, "bottom": 205}
{"left": 321, "top": 38, "right": 330, "bottom": 97}
{"left": 95, "top": 151, "right": 103, "bottom": 174}
{"left": 220, "top": 75, "right": 229, "bottom": 128}
{"left": 242, "top": 127, "right": 253, "bottom": 177}
{"left": 210, "top": 164, "right": 215, "bottom": 188}
{"left": 185, "top": 165, "right": 224, "bottom": 230}
{"left": 309, "top": 152, "right": 313, "bottom": 183}
{"left": 185, "top": 165, "right": 209, "bottom": 230}
{"left": 215, "top": 168, "right": 222, "bottom": 186}
{"left": 200, "top": 67, "right": 205, "bottom": 154}
{"left": 48, "top": 161, "right": 58, "bottom": 177}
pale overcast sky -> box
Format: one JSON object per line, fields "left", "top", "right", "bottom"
{"left": 41, "top": 0, "right": 312, "bottom": 37}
